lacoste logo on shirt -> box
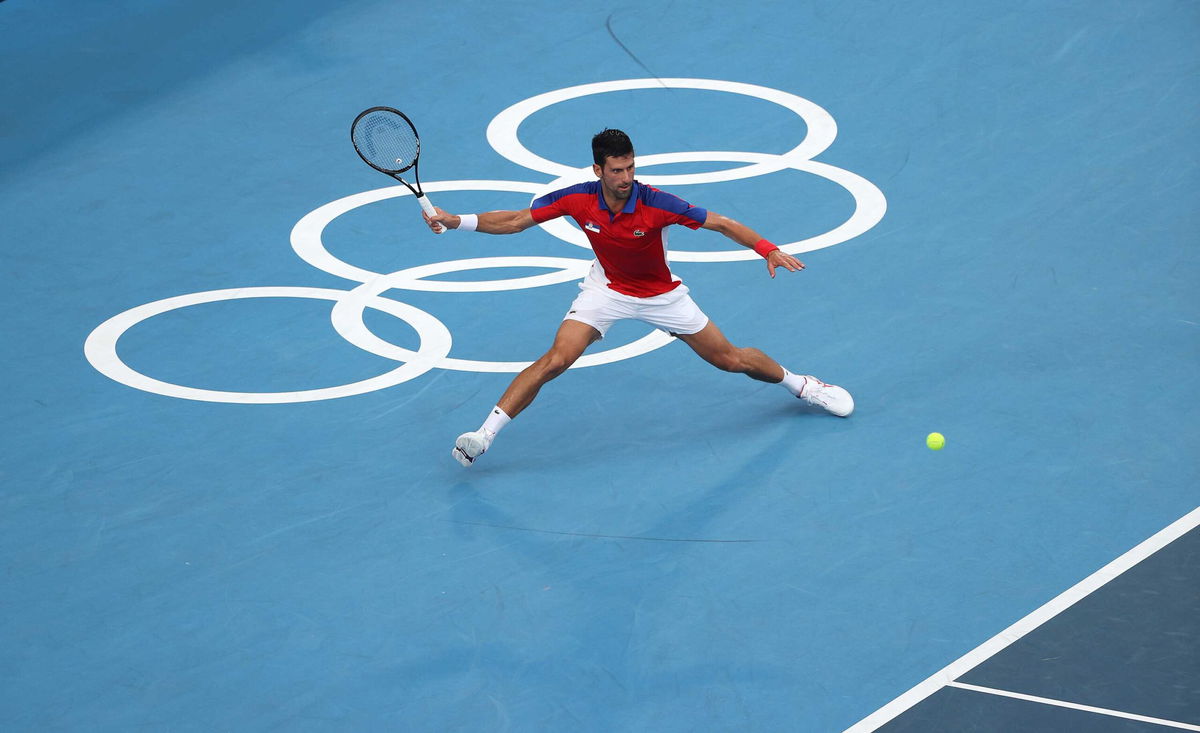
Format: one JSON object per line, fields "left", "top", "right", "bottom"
{"left": 584, "top": 221, "right": 601, "bottom": 233}
{"left": 633, "top": 229, "right": 646, "bottom": 237}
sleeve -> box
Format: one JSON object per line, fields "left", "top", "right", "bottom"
{"left": 529, "top": 185, "right": 580, "bottom": 224}
{"left": 642, "top": 186, "right": 708, "bottom": 230}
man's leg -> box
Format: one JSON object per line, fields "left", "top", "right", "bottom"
{"left": 675, "top": 321, "right": 785, "bottom": 381}
{"left": 675, "top": 322, "right": 853, "bottom": 416}
{"left": 453, "top": 319, "right": 601, "bottom": 466}
{"left": 497, "top": 319, "right": 602, "bottom": 417}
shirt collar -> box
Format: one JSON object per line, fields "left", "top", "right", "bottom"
{"left": 597, "top": 180, "right": 640, "bottom": 215}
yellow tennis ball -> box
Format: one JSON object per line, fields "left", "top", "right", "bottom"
{"left": 927, "top": 432, "right": 945, "bottom": 451}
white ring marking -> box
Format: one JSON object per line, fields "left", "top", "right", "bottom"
{"left": 83, "top": 287, "right": 451, "bottom": 403}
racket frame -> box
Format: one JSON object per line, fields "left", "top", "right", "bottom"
{"left": 350, "top": 106, "right": 443, "bottom": 231}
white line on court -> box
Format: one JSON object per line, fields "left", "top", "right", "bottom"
{"left": 945, "top": 681, "right": 1200, "bottom": 731}
{"left": 844, "top": 505, "right": 1200, "bottom": 732}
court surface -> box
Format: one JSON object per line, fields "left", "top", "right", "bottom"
{"left": 2, "top": 1, "right": 1198, "bottom": 730}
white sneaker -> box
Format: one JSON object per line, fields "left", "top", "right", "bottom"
{"left": 798, "top": 376, "right": 854, "bottom": 417}
{"left": 452, "top": 429, "right": 494, "bottom": 467}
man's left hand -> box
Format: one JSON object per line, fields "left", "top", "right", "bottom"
{"left": 767, "top": 250, "right": 805, "bottom": 278}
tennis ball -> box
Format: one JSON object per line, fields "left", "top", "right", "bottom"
{"left": 926, "top": 432, "right": 945, "bottom": 451}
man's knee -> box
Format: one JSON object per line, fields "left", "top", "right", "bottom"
{"left": 539, "top": 349, "right": 577, "bottom": 379}
{"left": 710, "top": 347, "right": 747, "bottom": 373}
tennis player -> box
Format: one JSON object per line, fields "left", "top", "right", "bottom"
{"left": 424, "top": 129, "right": 853, "bottom": 467}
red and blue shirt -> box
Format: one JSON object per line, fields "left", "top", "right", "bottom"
{"left": 530, "top": 180, "right": 708, "bottom": 298}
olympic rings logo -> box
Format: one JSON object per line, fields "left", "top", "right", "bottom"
{"left": 84, "top": 78, "right": 887, "bottom": 404}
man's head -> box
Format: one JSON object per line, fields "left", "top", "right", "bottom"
{"left": 592, "top": 128, "right": 633, "bottom": 167}
{"left": 591, "top": 128, "right": 635, "bottom": 202}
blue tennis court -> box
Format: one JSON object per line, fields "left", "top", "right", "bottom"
{"left": 2, "top": 1, "right": 1197, "bottom": 730}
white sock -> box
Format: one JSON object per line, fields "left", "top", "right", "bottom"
{"left": 480, "top": 406, "right": 511, "bottom": 438}
{"left": 779, "top": 368, "right": 808, "bottom": 397}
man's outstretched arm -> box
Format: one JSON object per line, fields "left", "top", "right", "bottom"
{"left": 424, "top": 207, "right": 536, "bottom": 235}
{"left": 701, "top": 211, "right": 805, "bottom": 278}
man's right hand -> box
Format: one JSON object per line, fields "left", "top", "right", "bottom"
{"left": 423, "top": 207, "right": 458, "bottom": 233}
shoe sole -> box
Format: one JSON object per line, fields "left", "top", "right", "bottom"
{"left": 451, "top": 446, "right": 475, "bottom": 466}
{"left": 797, "top": 394, "right": 854, "bottom": 417}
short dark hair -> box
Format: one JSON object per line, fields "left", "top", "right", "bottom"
{"left": 592, "top": 128, "right": 633, "bottom": 167}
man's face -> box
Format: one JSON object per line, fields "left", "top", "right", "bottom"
{"left": 594, "top": 153, "right": 635, "bottom": 202}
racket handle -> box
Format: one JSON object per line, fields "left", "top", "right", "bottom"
{"left": 416, "top": 194, "right": 444, "bottom": 234}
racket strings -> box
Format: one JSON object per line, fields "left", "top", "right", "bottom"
{"left": 353, "top": 111, "right": 420, "bottom": 173}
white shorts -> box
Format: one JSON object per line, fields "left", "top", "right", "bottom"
{"left": 563, "top": 282, "right": 709, "bottom": 338}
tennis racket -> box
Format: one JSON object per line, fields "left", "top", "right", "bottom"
{"left": 351, "top": 106, "right": 444, "bottom": 233}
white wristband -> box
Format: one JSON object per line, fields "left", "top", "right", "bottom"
{"left": 458, "top": 214, "right": 478, "bottom": 232}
